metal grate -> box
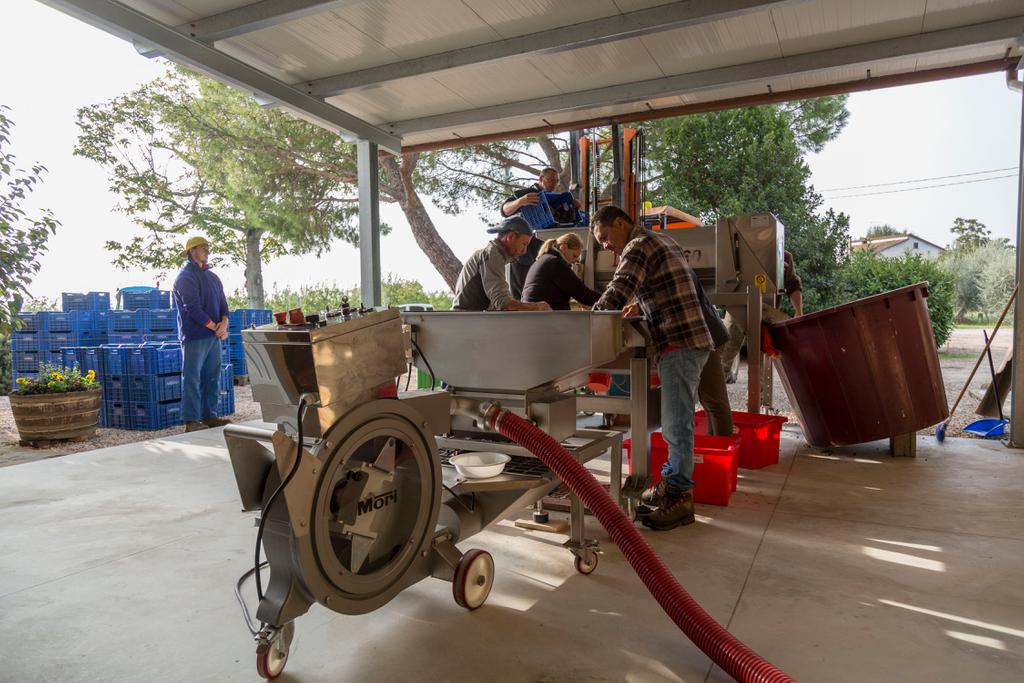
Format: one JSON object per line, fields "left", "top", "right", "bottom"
{"left": 439, "top": 449, "right": 551, "bottom": 478}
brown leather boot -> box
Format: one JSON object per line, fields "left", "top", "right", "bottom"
{"left": 184, "top": 421, "right": 208, "bottom": 433}
{"left": 641, "top": 486, "right": 695, "bottom": 530}
{"left": 640, "top": 479, "right": 669, "bottom": 507}
{"left": 202, "top": 416, "right": 232, "bottom": 428}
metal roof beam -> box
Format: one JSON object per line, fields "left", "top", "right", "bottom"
{"left": 388, "top": 16, "right": 1024, "bottom": 136}
{"left": 178, "top": 0, "right": 364, "bottom": 43}
{"left": 36, "top": 0, "right": 401, "bottom": 152}
{"left": 302, "top": 0, "right": 803, "bottom": 97}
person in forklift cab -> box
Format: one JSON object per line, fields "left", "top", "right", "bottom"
{"left": 720, "top": 250, "right": 802, "bottom": 384}
{"left": 501, "top": 167, "right": 582, "bottom": 299}
{"left": 522, "top": 233, "right": 600, "bottom": 310}
{"left": 452, "top": 215, "right": 553, "bottom": 312}
{"left": 590, "top": 205, "right": 712, "bottom": 531}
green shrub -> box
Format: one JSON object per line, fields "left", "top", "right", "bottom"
{"left": 837, "top": 251, "right": 955, "bottom": 347}
{"left": 228, "top": 275, "right": 453, "bottom": 314}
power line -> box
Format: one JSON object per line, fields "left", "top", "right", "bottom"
{"left": 820, "top": 166, "right": 1019, "bottom": 192}
{"left": 827, "top": 173, "right": 1018, "bottom": 199}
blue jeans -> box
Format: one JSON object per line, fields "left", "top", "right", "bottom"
{"left": 182, "top": 337, "right": 222, "bottom": 422}
{"left": 658, "top": 348, "right": 710, "bottom": 491}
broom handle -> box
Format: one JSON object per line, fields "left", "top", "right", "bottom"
{"left": 947, "top": 284, "right": 1019, "bottom": 416}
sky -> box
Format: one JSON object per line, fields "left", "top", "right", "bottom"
{"left": 2, "top": 1, "right": 1022, "bottom": 304}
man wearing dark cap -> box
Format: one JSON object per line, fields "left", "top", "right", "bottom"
{"left": 453, "top": 216, "right": 553, "bottom": 312}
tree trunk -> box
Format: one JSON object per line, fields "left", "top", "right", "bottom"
{"left": 244, "top": 228, "right": 265, "bottom": 309}
{"left": 381, "top": 154, "right": 463, "bottom": 291}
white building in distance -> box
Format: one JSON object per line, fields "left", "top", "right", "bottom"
{"left": 850, "top": 233, "right": 945, "bottom": 259}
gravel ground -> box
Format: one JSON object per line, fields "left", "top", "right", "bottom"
{"left": 0, "top": 329, "right": 1013, "bottom": 466}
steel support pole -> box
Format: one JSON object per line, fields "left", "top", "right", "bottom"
{"left": 611, "top": 123, "right": 624, "bottom": 210}
{"left": 358, "top": 140, "right": 382, "bottom": 307}
{"left": 1008, "top": 85, "right": 1024, "bottom": 447}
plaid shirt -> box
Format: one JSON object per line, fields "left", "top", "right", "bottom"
{"left": 593, "top": 226, "right": 712, "bottom": 354}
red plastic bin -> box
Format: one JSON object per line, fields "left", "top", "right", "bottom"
{"left": 695, "top": 410, "right": 787, "bottom": 470}
{"left": 624, "top": 431, "right": 738, "bottom": 506}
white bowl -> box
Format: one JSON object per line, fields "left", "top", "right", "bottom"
{"left": 449, "top": 452, "right": 511, "bottom": 479}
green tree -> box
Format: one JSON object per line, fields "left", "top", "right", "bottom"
{"left": 0, "top": 106, "right": 59, "bottom": 336}
{"left": 647, "top": 97, "right": 851, "bottom": 311}
{"left": 949, "top": 217, "right": 990, "bottom": 252}
{"left": 76, "top": 68, "right": 475, "bottom": 303}
{"left": 865, "top": 224, "right": 906, "bottom": 239}
{"left": 838, "top": 251, "right": 955, "bottom": 346}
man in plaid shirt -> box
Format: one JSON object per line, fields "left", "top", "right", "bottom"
{"left": 592, "top": 206, "right": 712, "bottom": 530}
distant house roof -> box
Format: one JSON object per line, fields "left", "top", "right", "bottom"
{"left": 850, "top": 234, "right": 946, "bottom": 256}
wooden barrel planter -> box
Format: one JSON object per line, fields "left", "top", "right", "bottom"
{"left": 9, "top": 390, "right": 102, "bottom": 447}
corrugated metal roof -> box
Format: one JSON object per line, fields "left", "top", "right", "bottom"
{"left": 37, "top": 0, "right": 1024, "bottom": 151}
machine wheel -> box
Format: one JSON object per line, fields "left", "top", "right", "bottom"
{"left": 453, "top": 549, "right": 494, "bottom": 610}
{"left": 255, "top": 622, "right": 294, "bottom": 680}
{"left": 574, "top": 551, "right": 599, "bottom": 575}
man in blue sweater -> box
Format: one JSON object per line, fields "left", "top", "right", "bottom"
{"left": 174, "top": 236, "right": 231, "bottom": 433}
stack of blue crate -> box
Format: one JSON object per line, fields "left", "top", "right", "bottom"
{"left": 97, "top": 341, "right": 235, "bottom": 431}
{"left": 10, "top": 307, "right": 100, "bottom": 389}
{"left": 227, "top": 309, "right": 272, "bottom": 379}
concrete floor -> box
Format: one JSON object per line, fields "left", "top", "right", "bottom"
{"left": 1, "top": 425, "right": 1023, "bottom": 682}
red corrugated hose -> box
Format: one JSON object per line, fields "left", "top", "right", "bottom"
{"left": 486, "top": 408, "right": 796, "bottom": 683}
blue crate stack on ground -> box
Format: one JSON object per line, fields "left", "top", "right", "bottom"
{"left": 227, "top": 309, "right": 272, "bottom": 379}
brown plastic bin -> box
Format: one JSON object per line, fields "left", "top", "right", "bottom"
{"left": 765, "top": 283, "right": 948, "bottom": 447}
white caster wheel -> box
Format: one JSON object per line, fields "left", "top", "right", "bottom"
{"left": 574, "top": 552, "right": 598, "bottom": 575}
{"left": 453, "top": 549, "right": 495, "bottom": 610}
{"left": 256, "top": 622, "right": 294, "bottom": 680}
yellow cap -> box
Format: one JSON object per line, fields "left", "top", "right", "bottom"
{"left": 181, "top": 236, "right": 210, "bottom": 257}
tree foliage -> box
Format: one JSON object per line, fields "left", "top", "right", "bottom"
{"left": 227, "top": 276, "right": 453, "bottom": 314}
{"left": 838, "top": 251, "right": 955, "bottom": 347}
{"left": 0, "top": 106, "right": 59, "bottom": 336}
{"left": 939, "top": 240, "right": 1015, "bottom": 322}
{"left": 75, "top": 68, "right": 374, "bottom": 307}
{"left": 647, "top": 97, "right": 851, "bottom": 312}
{"left": 948, "top": 217, "right": 991, "bottom": 252}
{"left": 865, "top": 224, "right": 906, "bottom": 239}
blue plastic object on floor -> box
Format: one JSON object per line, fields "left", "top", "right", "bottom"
{"left": 963, "top": 418, "right": 1007, "bottom": 438}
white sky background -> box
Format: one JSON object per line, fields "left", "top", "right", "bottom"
{"left": 2, "top": 1, "right": 1022, "bottom": 303}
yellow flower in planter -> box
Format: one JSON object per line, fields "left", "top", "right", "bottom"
{"left": 87, "top": 370, "right": 96, "bottom": 381}
{"left": 16, "top": 377, "right": 28, "bottom": 385}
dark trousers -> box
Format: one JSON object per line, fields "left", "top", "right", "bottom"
{"left": 698, "top": 348, "right": 733, "bottom": 436}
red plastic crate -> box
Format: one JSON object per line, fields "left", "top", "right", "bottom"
{"left": 695, "top": 410, "right": 787, "bottom": 469}
{"left": 623, "top": 431, "right": 737, "bottom": 506}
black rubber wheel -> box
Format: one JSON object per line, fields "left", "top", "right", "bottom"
{"left": 453, "top": 549, "right": 495, "bottom": 610}
{"left": 574, "top": 552, "right": 598, "bottom": 575}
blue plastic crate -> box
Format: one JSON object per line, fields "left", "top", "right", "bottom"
{"left": 229, "top": 309, "right": 273, "bottom": 332}
{"left": 15, "top": 312, "right": 42, "bottom": 332}
{"left": 141, "top": 332, "right": 177, "bottom": 344}
{"left": 129, "top": 374, "right": 183, "bottom": 403}
{"left": 80, "top": 331, "right": 108, "bottom": 348}
{"left": 41, "top": 311, "right": 75, "bottom": 333}
{"left": 108, "top": 310, "right": 145, "bottom": 332}
{"left": 45, "top": 331, "right": 77, "bottom": 349}
{"left": 517, "top": 193, "right": 556, "bottom": 230}
{"left": 102, "top": 375, "right": 128, "bottom": 403}
{"left": 87, "top": 292, "right": 111, "bottom": 310}
{"left": 101, "top": 345, "right": 134, "bottom": 375}
{"left": 13, "top": 351, "right": 41, "bottom": 373}
{"left": 122, "top": 289, "right": 171, "bottom": 311}
{"left": 147, "top": 309, "right": 177, "bottom": 331}
{"left": 11, "top": 332, "right": 42, "bottom": 352}
{"left": 131, "top": 401, "right": 183, "bottom": 430}
{"left": 108, "top": 332, "right": 145, "bottom": 345}
{"left": 231, "top": 356, "right": 248, "bottom": 377}
{"left": 79, "top": 347, "right": 103, "bottom": 376}
{"left": 61, "top": 348, "right": 80, "bottom": 370}
{"left": 128, "top": 343, "right": 182, "bottom": 376}
{"left": 62, "top": 292, "right": 89, "bottom": 312}
{"left": 105, "top": 402, "right": 131, "bottom": 430}
{"left": 98, "top": 400, "right": 108, "bottom": 427}
{"left": 91, "top": 310, "right": 110, "bottom": 332}
{"left": 216, "top": 389, "right": 235, "bottom": 417}
{"left": 220, "top": 343, "right": 232, "bottom": 365}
